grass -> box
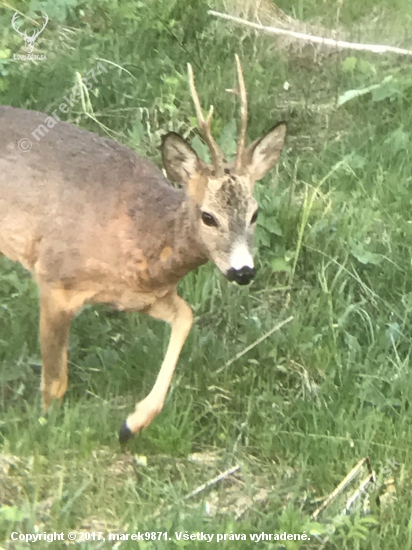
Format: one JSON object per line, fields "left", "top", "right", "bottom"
{"left": 1, "top": 0, "right": 412, "bottom": 548}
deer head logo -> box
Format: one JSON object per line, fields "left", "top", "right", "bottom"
{"left": 12, "top": 12, "right": 49, "bottom": 54}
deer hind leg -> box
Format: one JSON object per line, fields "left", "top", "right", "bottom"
{"left": 119, "top": 292, "right": 193, "bottom": 443}
{"left": 38, "top": 286, "right": 85, "bottom": 410}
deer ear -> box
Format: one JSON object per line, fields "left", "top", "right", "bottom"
{"left": 161, "top": 132, "right": 204, "bottom": 186}
{"left": 242, "top": 122, "right": 287, "bottom": 185}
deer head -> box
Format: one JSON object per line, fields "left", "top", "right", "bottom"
{"left": 161, "top": 56, "right": 287, "bottom": 286}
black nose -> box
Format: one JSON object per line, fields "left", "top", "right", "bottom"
{"left": 226, "top": 266, "right": 256, "bottom": 285}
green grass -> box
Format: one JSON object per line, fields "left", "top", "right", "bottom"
{"left": 1, "top": 0, "right": 412, "bottom": 548}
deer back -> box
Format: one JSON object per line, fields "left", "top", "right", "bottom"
{"left": 0, "top": 106, "right": 205, "bottom": 301}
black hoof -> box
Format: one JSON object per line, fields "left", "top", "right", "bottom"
{"left": 119, "top": 423, "right": 134, "bottom": 444}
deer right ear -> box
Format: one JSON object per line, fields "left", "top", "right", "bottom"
{"left": 161, "top": 132, "right": 203, "bottom": 186}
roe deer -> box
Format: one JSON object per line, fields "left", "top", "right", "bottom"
{"left": 0, "top": 56, "right": 286, "bottom": 442}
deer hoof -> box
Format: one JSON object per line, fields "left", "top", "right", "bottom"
{"left": 119, "top": 422, "right": 134, "bottom": 444}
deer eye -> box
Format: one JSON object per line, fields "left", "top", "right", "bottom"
{"left": 201, "top": 211, "right": 219, "bottom": 228}
{"left": 250, "top": 209, "right": 258, "bottom": 224}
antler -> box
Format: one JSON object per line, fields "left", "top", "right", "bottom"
{"left": 234, "top": 54, "right": 248, "bottom": 172}
{"left": 31, "top": 14, "right": 49, "bottom": 41}
{"left": 11, "top": 13, "right": 26, "bottom": 38}
{"left": 187, "top": 63, "right": 224, "bottom": 175}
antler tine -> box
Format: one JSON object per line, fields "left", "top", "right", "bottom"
{"left": 32, "top": 14, "right": 49, "bottom": 39}
{"left": 11, "top": 13, "right": 24, "bottom": 37}
{"left": 187, "top": 63, "right": 224, "bottom": 174}
{"left": 234, "top": 54, "right": 248, "bottom": 172}
{"left": 39, "top": 13, "right": 49, "bottom": 31}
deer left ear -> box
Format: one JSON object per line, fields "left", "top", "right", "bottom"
{"left": 243, "top": 122, "right": 287, "bottom": 184}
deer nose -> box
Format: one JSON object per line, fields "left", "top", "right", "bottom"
{"left": 227, "top": 266, "right": 256, "bottom": 285}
